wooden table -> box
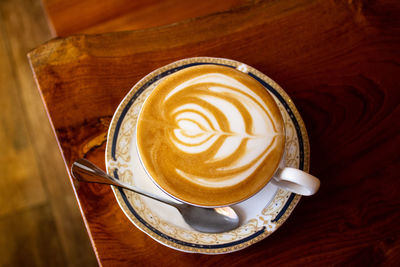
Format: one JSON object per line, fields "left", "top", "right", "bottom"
{"left": 29, "top": 0, "right": 400, "bottom": 265}
{"left": 41, "top": 0, "right": 248, "bottom": 36}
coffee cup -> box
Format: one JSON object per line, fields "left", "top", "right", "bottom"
{"left": 135, "top": 63, "right": 319, "bottom": 207}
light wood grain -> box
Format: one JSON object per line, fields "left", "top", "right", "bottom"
{"left": 0, "top": 204, "right": 65, "bottom": 266}
{"left": 29, "top": 0, "right": 400, "bottom": 265}
{"left": 0, "top": 4, "right": 47, "bottom": 218}
{"left": 0, "top": 0, "right": 97, "bottom": 265}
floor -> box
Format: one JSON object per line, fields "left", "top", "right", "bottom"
{"left": 0, "top": 0, "right": 97, "bottom": 265}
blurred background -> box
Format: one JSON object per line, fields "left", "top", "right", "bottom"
{"left": 0, "top": 0, "right": 97, "bottom": 265}
{"left": 0, "top": 0, "right": 250, "bottom": 265}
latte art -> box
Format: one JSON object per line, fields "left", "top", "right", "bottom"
{"left": 137, "top": 65, "right": 285, "bottom": 206}
{"left": 168, "top": 74, "right": 279, "bottom": 187}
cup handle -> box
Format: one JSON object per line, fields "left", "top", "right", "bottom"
{"left": 273, "top": 167, "right": 320, "bottom": 196}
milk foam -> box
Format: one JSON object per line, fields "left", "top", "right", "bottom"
{"left": 165, "top": 73, "right": 281, "bottom": 188}
{"left": 136, "top": 65, "right": 285, "bottom": 206}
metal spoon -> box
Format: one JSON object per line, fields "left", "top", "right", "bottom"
{"left": 71, "top": 159, "right": 240, "bottom": 233}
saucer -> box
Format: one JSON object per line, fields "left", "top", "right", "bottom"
{"left": 105, "top": 57, "right": 309, "bottom": 254}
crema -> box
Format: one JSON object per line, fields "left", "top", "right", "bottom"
{"left": 136, "top": 65, "right": 285, "bottom": 206}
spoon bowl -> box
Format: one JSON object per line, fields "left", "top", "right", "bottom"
{"left": 71, "top": 159, "right": 240, "bottom": 233}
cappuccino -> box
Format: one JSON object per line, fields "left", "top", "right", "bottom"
{"left": 136, "top": 65, "right": 285, "bottom": 206}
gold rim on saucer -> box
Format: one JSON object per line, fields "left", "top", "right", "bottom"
{"left": 105, "top": 57, "right": 309, "bottom": 254}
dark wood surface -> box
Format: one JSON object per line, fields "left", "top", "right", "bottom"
{"left": 28, "top": 0, "right": 400, "bottom": 265}
{"left": 42, "top": 0, "right": 248, "bottom": 36}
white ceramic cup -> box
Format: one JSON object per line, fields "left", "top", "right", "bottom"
{"left": 271, "top": 162, "right": 320, "bottom": 196}
{"left": 135, "top": 62, "right": 320, "bottom": 207}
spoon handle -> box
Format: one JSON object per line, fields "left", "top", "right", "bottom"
{"left": 71, "top": 158, "right": 180, "bottom": 207}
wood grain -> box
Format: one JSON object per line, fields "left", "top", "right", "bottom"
{"left": 42, "top": 0, "right": 248, "bottom": 36}
{"left": 0, "top": 0, "right": 97, "bottom": 265}
{"left": 29, "top": 0, "right": 400, "bottom": 265}
{"left": 0, "top": 204, "right": 65, "bottom": 266}
{"left": 0, "top": 11, "right": 47, "bottom": 217}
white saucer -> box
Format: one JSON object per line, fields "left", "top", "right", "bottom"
{"left": 105, "top": 57, "right": 310, "bottom": 254}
